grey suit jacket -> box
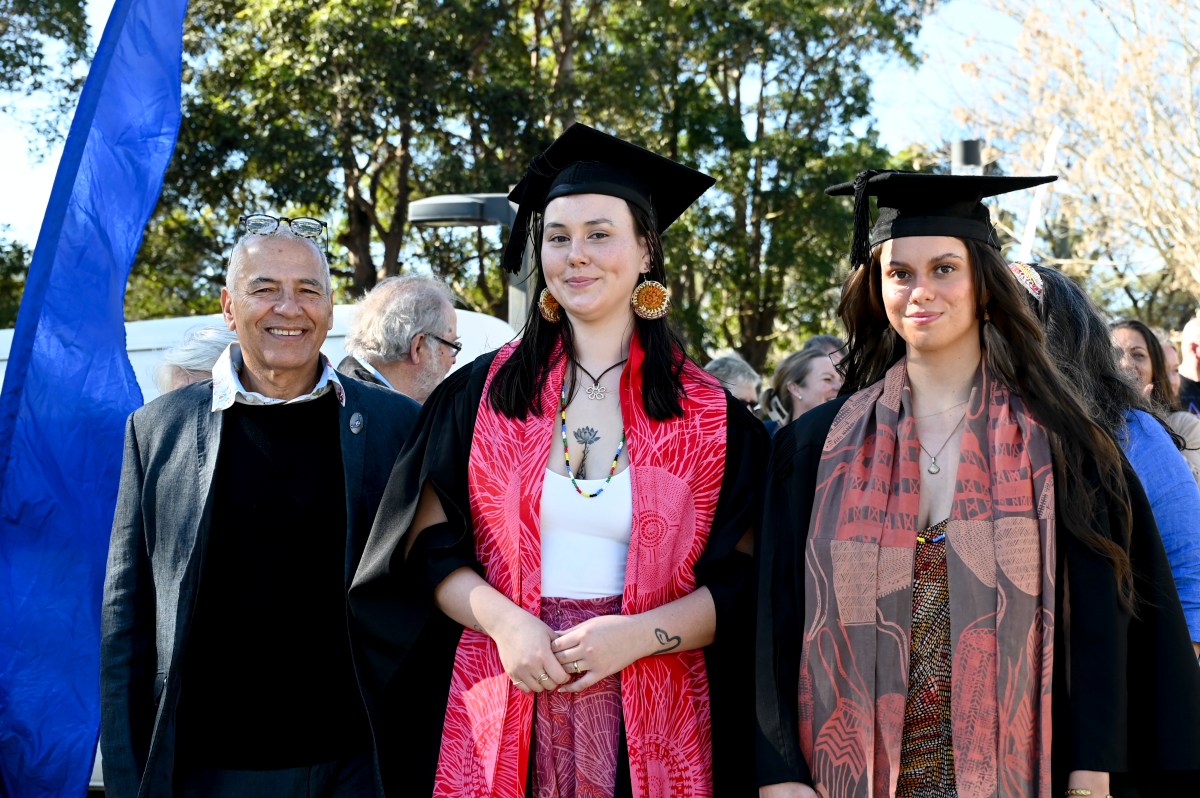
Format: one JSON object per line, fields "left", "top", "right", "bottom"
{"left": 99, "top": 377, "right": 419, "bottom": 798}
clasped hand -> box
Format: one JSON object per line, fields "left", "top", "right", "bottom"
{"left": 492, "top": 610, "right": 642, "bottom": 694}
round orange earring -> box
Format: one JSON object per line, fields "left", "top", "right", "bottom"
{"left": 631, "top": 279, "right": 670, "bottom": 320}
{"left": 538, "top": 288, "right": 561, "bottom": 323}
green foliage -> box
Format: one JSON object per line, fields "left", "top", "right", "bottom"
{"left": 0, "top": 237, "right": 30, "bottom": 327}
{"left": 124, "top": 207, "right": 226, "bottom": 319}
{"left": 134, "top": 0, "right": 934, "bottom": 369}
{"left": 0, "top": 0, "right": 89, "bottom": 97}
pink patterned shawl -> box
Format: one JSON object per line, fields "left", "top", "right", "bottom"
{"left": 800, "top": 358, "right": 1056, "bottom": 798}
{"left": 433, "top": 334, "right": 727, "bottom": 797}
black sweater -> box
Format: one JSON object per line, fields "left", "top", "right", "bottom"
{"left": 177, "top": 393, "right": 368, "bottom": 768}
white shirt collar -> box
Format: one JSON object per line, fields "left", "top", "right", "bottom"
{"left": 210, "top": 343, "right": 346, "bottom": 411}
{"left": 355, "top": 355, "right": 396, "bottom": 391}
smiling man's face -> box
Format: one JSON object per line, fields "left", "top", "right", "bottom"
{"left": 221, "top": 236, "right": 333, "bottom": 398}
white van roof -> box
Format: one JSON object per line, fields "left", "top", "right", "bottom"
{"left": 0, "top": 305, "right": 519, "bottom": 403}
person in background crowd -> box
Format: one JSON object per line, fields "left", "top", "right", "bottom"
{"left": 1177, "top": 316, "right": 1200, "bottom": 414}
{"left": 338, "top": 274, "right": 459, "bottom": 403}
{"left": 101, "top": 219, "right": 420, "bottom": 798}
{"left": 153, "top": 326, "right": 239, "bottom": 394}
{"left": 1163, "top": 335, "right": 1183, "bottom": 399}
{"left": 1112, "top": 318, "right": 1200, "bottom": 481}
{"left": 349, "top": 125, "right": 767, "bottom": 797}
{"left": 800, "top": 333, "right": 846, "bottom": 365}
{"left": 704, "top": 353, "right": 761, "bottom": 414}
{"left": 1030, "top": 266, "right": 1200, "bottom": 656}
{"left": 760, "top": 349, "right": 843, "bottom": 437}
{"left": 758, "top": 171, "right": 1200, "bottom": 798}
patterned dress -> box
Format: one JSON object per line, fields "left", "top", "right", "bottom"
{"left": 897, "top": 518, "right": 957, "bottom": 797}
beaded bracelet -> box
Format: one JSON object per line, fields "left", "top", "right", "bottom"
{"left": 1064, "top": 789, "right": 1114, "bottom": 797}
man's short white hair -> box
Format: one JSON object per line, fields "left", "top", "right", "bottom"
{"left": 225, "top": 227, "right": 331, "bottom": 294}
{"left": 703, "top": 354, "right": 760, "bottom": 389}
{"left": 344, "top": 275, "right": 456, "bottom": 364}
{"left": 1182, "top": 315, "right": 1200, "bottom": 349}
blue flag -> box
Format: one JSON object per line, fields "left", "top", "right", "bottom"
{"left": 0, "top": 0, "right": 187, "bottom": 794}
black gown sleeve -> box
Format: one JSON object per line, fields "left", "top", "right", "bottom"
{"left": 701, "top": 395, "right": 770, "bottom": 797}
{"left": 348, "top": 352, "right": 496, "bottom": 797}
{"left": 1053, "top": 460, "right": 1200, "bottom": 795}
{"left": 755, "top": 398, "right": 847, "bottom": 787}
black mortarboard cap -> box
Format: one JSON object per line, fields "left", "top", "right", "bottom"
{"left": 825, "top": 170, "right": 1057, "bottom": 269}
{"left": 501, "top": 124, "right": 715, "bottom": 273}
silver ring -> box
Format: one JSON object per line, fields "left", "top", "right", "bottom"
{"left": 536, "top": 672, "right": 551, "bottom": 682}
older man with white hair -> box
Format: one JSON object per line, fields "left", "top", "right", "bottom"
{"left": 101, "top": 216, "right": 420, "bottom": 798}
{"left": 338, "top": 275, "right": 458, "bottom": 404}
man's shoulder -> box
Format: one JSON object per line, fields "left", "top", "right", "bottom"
{"left": 336, "top": 354, "right": 378, "bottom": 384}
{"left": 1180, "top": 375, "right": 1200, "bottom": 413}
{"left": 341, "top": 376, "right": 421, "bottom": 421}
{"left": 131, "top": 382, "right": 211, "bottom": 426}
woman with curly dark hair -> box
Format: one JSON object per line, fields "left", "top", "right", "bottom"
{"left": 1028, "top": 267, "right": 1200, "bottom": 657}
{"left": 757, "top": 171, "right": 1200, "bottom": 798}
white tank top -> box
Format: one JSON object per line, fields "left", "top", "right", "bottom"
{"left": 539, "top": 468, "right": 633, "bottom": 598}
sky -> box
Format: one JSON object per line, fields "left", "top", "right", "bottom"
{"left": 0, "top": 0, "right": 1017, "bottom": 250}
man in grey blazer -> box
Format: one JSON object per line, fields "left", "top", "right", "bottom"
{"left": 100, "top": 221, "right": 419, "bottom": 797}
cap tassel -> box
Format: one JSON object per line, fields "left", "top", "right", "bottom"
{"left": 502, "top": 208, "right": 531, "bottom": 274}
{"left": 850, "top": 169, "right": 879, "bottom": 269}
{"left": 501, "top": 152, "right": 559, "bottom": 274}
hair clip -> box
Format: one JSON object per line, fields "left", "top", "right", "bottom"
{"left": 1008, "top": 261, "right": 1043, "bottom": 302}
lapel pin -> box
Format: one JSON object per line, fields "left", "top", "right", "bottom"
{"left": 349, "top": 412, "right": 364, "bottom": 434}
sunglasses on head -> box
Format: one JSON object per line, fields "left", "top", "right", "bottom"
{"left": 238, "top": 213, "right": 328, "bottom": 240}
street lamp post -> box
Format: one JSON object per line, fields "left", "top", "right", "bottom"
{"left": 408, "top": 193, "right": 533, "bottom": 324}
{"left": 951, "top": 140, "right": 985, "bottom": 176}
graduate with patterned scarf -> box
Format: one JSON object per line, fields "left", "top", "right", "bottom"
{"left": 351, "top": 125, "right": 767, "bottom": 797}
{"left": 756, "top": 172, "right": 1200, "bottom": 798}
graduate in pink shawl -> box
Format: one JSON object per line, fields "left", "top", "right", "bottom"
{"left": 351, "top": 125, "right": 767, "bottom": 797}
{"left": 756, "top": 172, "right": 1200, "bottom": 798}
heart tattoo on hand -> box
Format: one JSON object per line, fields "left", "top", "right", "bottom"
{"left": 653, "top": 627, "right": 682, "bottom": 654}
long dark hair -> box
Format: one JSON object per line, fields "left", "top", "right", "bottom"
{"left": 1031, "top": 267, "right": 1180, "bottom": 444}
{"left": 488, "top": 201, "right": 691, "bottom": 420}
{"left": 837, "top": 239, "right": 1135, "bottom": 606}
{"left": 1112, "top": 318, "right": 1177, "bottom": 412}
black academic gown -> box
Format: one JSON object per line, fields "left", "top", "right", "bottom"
{"left": 756, "top": 396, "right": 1200, "bottom": 796}
{"left": 350, "top": 350, "right": 769, "bottom": 797}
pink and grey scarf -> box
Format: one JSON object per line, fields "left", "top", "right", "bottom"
{"left": 800, "top": 358, "right": 1056, "bottom": 798}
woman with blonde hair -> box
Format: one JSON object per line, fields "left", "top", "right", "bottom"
{"left": 761, "top": 349, "right": 842, "bottom": 436}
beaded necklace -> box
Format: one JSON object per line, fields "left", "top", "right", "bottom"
{"left": 560, "top": 382, "right": 625, "bottom": 497}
